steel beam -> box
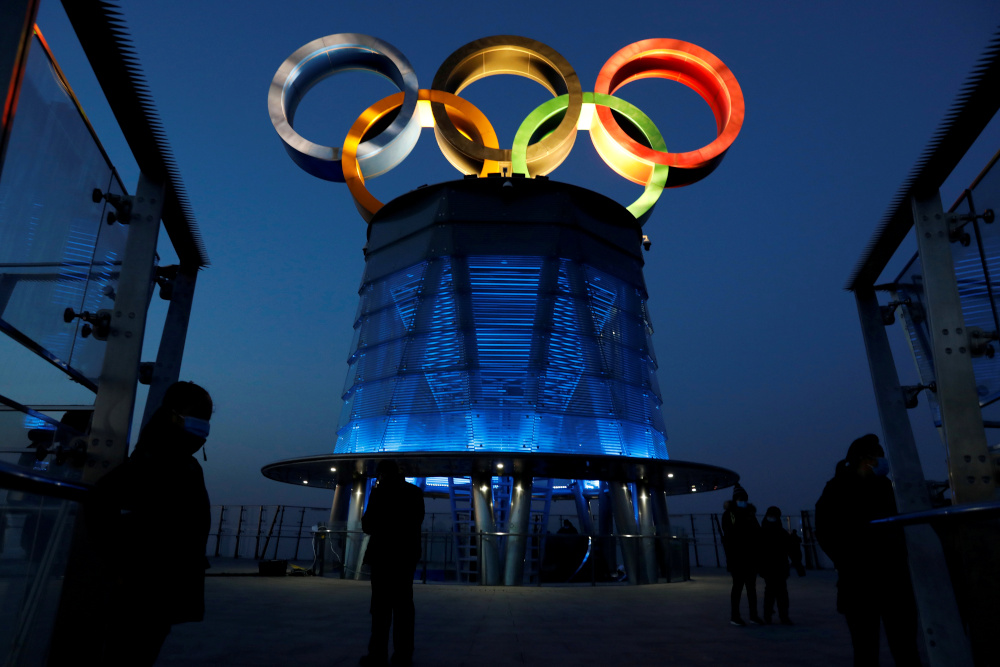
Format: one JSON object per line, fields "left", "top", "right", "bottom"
{"left": 855, "top": 284, "right": 972, "bottom": 666}
{"left": 911, "top": 193, "right": 996, "bottom": 502}
{"left": 84, "top": 174, "right": 164, "bottom": 483}
{"left": 140, "top": 264, "right": 198, "bottom": 430}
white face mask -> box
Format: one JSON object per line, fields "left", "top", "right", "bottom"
{"left": 735, "top": 500, "right": 747, "bottom": 508}
{"left": 765, "top": 516, "right": 778, "bottom": 523}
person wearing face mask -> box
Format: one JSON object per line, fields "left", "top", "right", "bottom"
{"left": 95, "top": 381, "right": 214, "bottom": 666}
{"left": 720, "top": 484, "right": 762, "bottom": 626}
{"left": 758, "top": 506, "right": 800, "bottom": 625}
{"left": 815, "top": 434, "right": 920, "bottom": 667}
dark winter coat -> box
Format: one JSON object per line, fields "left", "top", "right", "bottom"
{"left": 94, "top": 413, "right": 211, "bottom": 625}
{"left": 815, "top": 462, "right": 910, "bottom": 614}
{"left": 362, "top": 478, "right": 425, "bottom": 568}
{"left": 719, "top": 505, "right": 760, "bottom": 572}
{"left": 758, "top": 520, "right": 800, "bottom": 580}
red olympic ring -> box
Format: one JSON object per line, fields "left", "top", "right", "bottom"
{"left": 593, "top": 38, "right": 745, "bottom": 188}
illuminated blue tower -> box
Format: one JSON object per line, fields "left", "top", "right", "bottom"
{"left": 335, "top": 177, "right": 666, "bottom": 460}
{"left": 262, "top": 33, "right": 743, "bottom": 585}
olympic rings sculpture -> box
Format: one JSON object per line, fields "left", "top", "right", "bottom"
{"left": 269, "top": 34, "right": 744, "bottom": 223}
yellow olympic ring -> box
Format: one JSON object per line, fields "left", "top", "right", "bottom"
{"left": 429, "top": 35, "right": 583, "bottom": 177}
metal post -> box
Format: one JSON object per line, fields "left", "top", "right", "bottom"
{"left": 140, "top": 265, "right": 198, "bottom": 430}
{"left": 214, "top": 505, "right": 225, "bottom": 557}
{"left": 570, "top": 481, "right": 594, "bottom": 534}
{"left": 503, "top": 472, "right": 533, "bottom": 585}
{"left": 855, "top": 283, "right": 973, "bottom": 666}
{"left": 294, "top": 507, "right": 306, "bottom": 560}
{"left": 649, "top": 488, "right": 674, "bottom": 576}
{"left": 609, "top": 482, "right": 641, "bottom": 585}
{"left": 598, "top": 481, "right": 615, "bottom": 579}
{"left": 689, "top": 514, "right": 700, "bottom": 567}
{"left": 710, "top": 514, "right": 721, "bottom": 568}
{"left": 329, "top": 480, "right": 351, "bottom": 571}
{"left": 344, "top": 478, "right": 366, "bottom": 578}
{"left": 233, "top": 505, "right": 245, "bottom": 558}
{"left": 85, "top": 174, "right": 165, "bottom": 483}
{"left": 273, "top": 506, "right": 286, "bottom": 557}
{"left": 911, "top": 193, "right": 997, "bottom": 502}
{"left": 636, "top": 480, "right": 658, "bottom": 584}
{"left": 253, "top": 506, "right": 265, "bottom": 560}
{"left": 471, "top": 470, "right": 500, "bottom": 585}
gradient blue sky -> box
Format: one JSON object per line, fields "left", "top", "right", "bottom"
{"left": 29, "top": 1, "right": 1000, "bottom": 514}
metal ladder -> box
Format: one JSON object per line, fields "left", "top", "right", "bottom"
{"left": 448, "top": 478, "right": 478, "bottom": 583}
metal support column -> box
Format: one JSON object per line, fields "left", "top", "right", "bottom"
{"left": 471, "top": 470, "right": 500, "bottom": 585}
{"left": 856, "top": 284, "right": 972, "bottom": 666}
{"left": 85, "top": 174, "right": 164, "bottom": 483}
{"left": 503, "top": 472, "right": 533, "bottom": 585}
{"left": 344, "top": 477, "right": 366, "bottom": 579}
{"left": 598, "top": 481, "right": 615, "bottom": 578}
{"left": 912, "top": 193, "right": 997, "bottom": 502}
{"left": 636, "top": 480, "right": 658, "bottom": 584}
{"left": 327, "top": 479, "right": 351, "bottom": 571}
{"left": 570, "top": 481, "right": 594, "bottom": 534}
{"left": 609, "top": 482, "right": 641, "bottom": 585}
{"left": 140, "top": 264, "right": 198, "bottom": 430}
{"left": 649, "top": 487, "right": 673, "bottom": 578}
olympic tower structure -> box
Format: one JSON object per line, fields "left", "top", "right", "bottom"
{"left": 263, "top": 35, "right": 744, "bottom": 585}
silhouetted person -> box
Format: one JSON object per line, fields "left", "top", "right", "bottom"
{"left": 815, "top": 434, "right": 920, "bottom": 667}
{"left": 758, "top": 506, "right": 798, "bottom": 624}
{"left": 95, "top": 381, "right": 213, "bottom": 666}
{"left": 360, "top": 460, "right": 425, "bottom": 667}
{"left": 720, "top": 485, "right": 761, "bottom": 626}
{"left": 557, "top": 519, "right": 578, "bottom": 534}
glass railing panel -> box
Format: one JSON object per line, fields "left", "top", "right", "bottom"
{"left": 0, "top": 489, "right": 80, "bottom": 665}
{"left": 0, "top": 33, "right": 126, "bottom": 386}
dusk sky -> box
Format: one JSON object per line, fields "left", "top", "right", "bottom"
{"left": 27, "top": 1, "right": 1000, "bottom": 516}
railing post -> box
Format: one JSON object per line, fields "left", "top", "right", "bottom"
{"left": 689, "top": 514, "right": 700, "bottom": 567}
{"left": 253, "top": 506, "right": 265, "bottom": 560}
{"left": 294, "top": 507, "right": 306, "bottom": 560}
{"left": 214, "top": 505, "right": 225, "bottom": 558}
{"left": 233, "top": 505, "right": 245, "bottom": 559}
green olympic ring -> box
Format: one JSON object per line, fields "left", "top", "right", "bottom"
{"left": 512, "top": 92, "right": 668, "bottom": 224}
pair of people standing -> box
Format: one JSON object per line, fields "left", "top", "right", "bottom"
{"left": 720, "top": 485, "right": 802, "bottom": 626}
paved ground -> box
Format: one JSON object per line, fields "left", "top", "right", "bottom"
{"left": 150, "top": 559, "right": 891, "bottom": 667}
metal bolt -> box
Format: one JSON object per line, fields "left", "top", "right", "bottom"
{"left": 967, "top": 476, "right": 975, "bottom": 484}
{"left": 945, "top": 348, "right": 952, "bottom": 354}
{"left": 964, "top": 455, "right": 972, "bottom": 462}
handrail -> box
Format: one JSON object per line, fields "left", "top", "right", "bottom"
{"left": 0, "top": 460, "right": 91, "bottom": 502}
{"left": 871, "top": 501, "right": 1000, "bottom": 526}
